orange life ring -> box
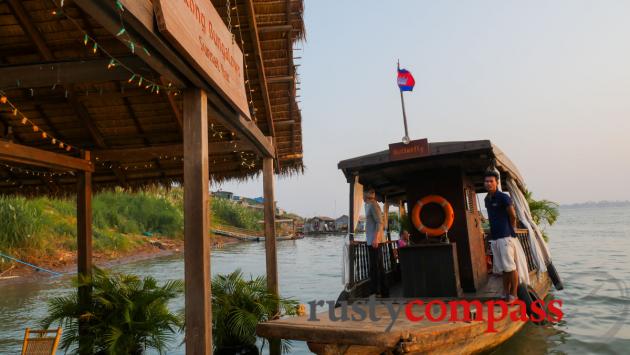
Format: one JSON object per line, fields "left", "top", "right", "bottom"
{"left": 411, "top": 195, "right": 455, "bottom": 237}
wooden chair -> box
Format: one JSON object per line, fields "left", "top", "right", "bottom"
{"left": 21, "top": 328, "right": 62, "bottom": 355}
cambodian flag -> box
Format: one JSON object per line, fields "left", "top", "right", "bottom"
{"left": 397, "top": 67, "right": 415, "bottom": 92}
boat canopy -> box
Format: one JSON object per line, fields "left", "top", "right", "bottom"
{"left": 338, "top": 140, "right": 526, "bottom": 202}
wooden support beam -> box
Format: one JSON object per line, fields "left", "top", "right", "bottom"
{"left": 0, "top": 57, "right": 147, "bottom": 88}
{"left": 93, "top": 142, "right": 254, "bottom": 162}
{"left": 7, "top": 0, "right": 54, "bottom": 61}
{"left": 34, "top": 104, "right": 63, "bottom": 140}
{"left": 183, "top": 88, "right": 212, "bottom": 354}
{"left": 258, "top": 25, "right": 294, "bottom": 33}
{"left": 0, "top": 112, "right": 62, "bottom": 191}
{"left": 263, "top": 155, "right": 278, "bottom": 295}
{"left": 286, "top": 0, "right": 297, "bottom": 155}
{"left": 118, "top": 88, "right": 166, "bottom": 181}
{"left": 278, "top": 153, "right": 302, "bottom": 160}
{"left": 67, "top": 88, "right": 107, "bottom": 149}
{"left": 76, "top": 150, "right": 93, "bottom": 355}
{"left": 0, "top": 140, "right": 94, "bottom": 172}
{"left": 74, "top": 0, "right": 186, "bottom": 88}
{"left": 245, "top": 0, "right": 278, "bottom": 171}
{"left": 75, "top": 0, "right": 275, "bottom": 159}
{"left": 161, "top": 77, "right": 183, "bottom": 134}
{"left": 263, "top": 152, "right": 281, "bottom": 355}
{"left": 267, "top": 76, "right": 294, "bottom": 84}
{"left": 207, "top": 99, "right": 274, "bottom": 158}
{"left": 67, "top": 87, "right": 129, "bottom": 184}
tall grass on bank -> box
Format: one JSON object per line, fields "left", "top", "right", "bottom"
{"left": 93, "top": 190, "right": 183, "bottom": 237}
{"left": 0, "top": 187, "right": 269, "bottom": 269}
{"left": 211, "top": 198, "right": 263, "bottom": 231}
{"left": 0, "top": 196, "right": 45, "bottom": 248}
{"left": 149, "top": 185, "right": 265, "bottom": 231}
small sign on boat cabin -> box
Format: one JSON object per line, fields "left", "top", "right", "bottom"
{"left": 389, "top": 138, "right": 429, "bottom": 161}
{"left": 154, "top": 0, "right": 250, "bottom": 119}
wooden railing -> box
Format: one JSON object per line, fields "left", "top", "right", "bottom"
{"left": 348, "top": 240, "right": 399, "bottom": 287}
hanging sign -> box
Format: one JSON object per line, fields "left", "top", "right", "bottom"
{"left": 155, "top": 0, "right": 250, "bottom": 119}
{"left": 389, "top": 138, "right": 429, "bottom": 161}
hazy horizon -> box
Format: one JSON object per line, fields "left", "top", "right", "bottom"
{"left": 219, "top": 0, "right": 630, "bottom": 217}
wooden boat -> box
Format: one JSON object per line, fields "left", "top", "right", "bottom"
{"left": 257, "top": 139, "right": 563, "bottom": 354}
{"left": 212, "top": 224, "right": 304, "bottom": 242}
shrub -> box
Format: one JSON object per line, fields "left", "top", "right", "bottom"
{"left": 41, "top": 267, "right": 184, "bottom": 354}
{"left": 212, "top": 269, "right": 298, "bottom": 353}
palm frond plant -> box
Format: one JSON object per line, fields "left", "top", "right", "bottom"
{"left": 41, "top": 267, "right": 183, "bottom": 354}
{"left": 525, "top": 190, "right": 560, "bottom": 242}
{"left": 212, "top": 269, "right": 299, "bottom": 354}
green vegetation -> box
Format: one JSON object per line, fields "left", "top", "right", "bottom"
{"left": 93, "top": 190, "right": 183, "bottom": 236}
{"left": 0, "top": 191, "right": 181, "bottom": 270}
{"left": 0, "top": 196, "right": 46, "bottom": 249}
{"left": 41, "top": 267, "right": 183, "bottom": 354}
{"left": 525, "top": 190, "right": 560, "bottom": 241}
{"left": 212, "top": 269, "right": 298, "bottom": 354}
{"left": 211, "top": 198, "right": 263, "bottom": 231}
{"left": 0, "top": 187, "right": 276, "bottom": 271}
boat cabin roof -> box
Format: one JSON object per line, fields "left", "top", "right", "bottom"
{"left": 338, "top": 140, "right": 525, "bottom": 201}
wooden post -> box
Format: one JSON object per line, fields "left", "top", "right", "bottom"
{"left": 76, "top": 150, "right": 92, "bottom": 355}
{"left": 183, "top": 88, "right": 212, "bottom": 354}
{"left": 348, "top": 178, "right": 355, "bottom": 287}
{"left": 384, "top": 199, "right": 391, "bottom": 242}
{"left": 263, "top": 156, "right": 278, "bottom": 295}
{"left": 263, "top": 155, "right": 281, "bottom": 355}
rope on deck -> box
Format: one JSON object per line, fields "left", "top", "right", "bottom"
{"left": 0, "top": 251, "right": 64, "bottom": 277}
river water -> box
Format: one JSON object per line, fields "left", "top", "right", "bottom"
{"left": 1, "top": 206, "right": 629, "bottom": 354}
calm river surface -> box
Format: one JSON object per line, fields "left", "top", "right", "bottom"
{"left": 1, "top": 206, "right": 629, "bottom": 354}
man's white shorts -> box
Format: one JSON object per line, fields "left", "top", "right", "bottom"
{"left": 490, "top": 237, "right": 517, "bottom": 273}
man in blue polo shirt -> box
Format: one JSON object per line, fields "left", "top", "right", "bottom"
{"left": 484, "top": 170, "right": 519, "bottom": 303}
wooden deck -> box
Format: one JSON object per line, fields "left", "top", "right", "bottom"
{"left": 257, "top": 272, "right": 551, "bottom": 354}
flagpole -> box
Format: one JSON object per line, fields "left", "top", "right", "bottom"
{"left": 399, "top": 89, "right": 410, "bottom": 143}
{"left": 398, "top": 60, "right": 410, "bottom": 144}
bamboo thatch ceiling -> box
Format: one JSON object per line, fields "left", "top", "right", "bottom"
{"left": 0, "top": 0, "right": 304, "bottom": 195}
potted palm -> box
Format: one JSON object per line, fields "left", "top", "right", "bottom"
{"left": 212, "top": 269, "right": 298, "bottom": 354}
{"left": 41, "top": 267, "right": 183, "bottom": 354}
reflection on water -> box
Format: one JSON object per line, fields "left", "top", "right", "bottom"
{"left": 1, "top": 207, "right": 629, "bottom": 354}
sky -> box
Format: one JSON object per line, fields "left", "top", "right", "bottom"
{"left": 219, "top": 0, "right": 630, "bottom": 218}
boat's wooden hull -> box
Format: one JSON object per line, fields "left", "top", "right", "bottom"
{"left": 257, "top": 272, "right": 552, "bottom": 355}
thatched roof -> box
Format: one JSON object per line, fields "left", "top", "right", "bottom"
{"left": 0, "top": 0, "right": 304, "bottom": 195}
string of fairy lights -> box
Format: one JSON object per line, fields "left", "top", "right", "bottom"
{"left": 1, "top": 163, "right": 74, "bottom": 179}
{"left": 0, "top": 93, "right": 78, "bottom": 154}
{"left": 1, "top": 0, "right": 264, "bottom": 187}
{"left": 49, "top": 0, "right": 179, "bottom": 96}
